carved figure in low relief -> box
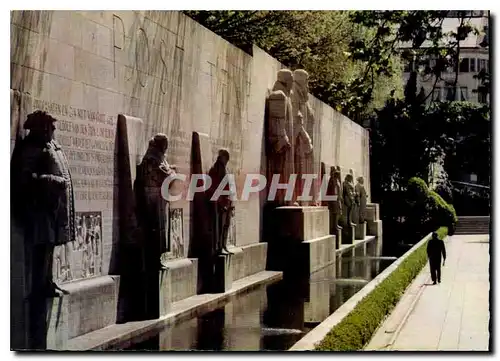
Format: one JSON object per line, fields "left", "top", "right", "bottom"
{"left": 326, "top": 166, "right": 343, "bottom": 235}
{"left": 54, "top": 243, "right": 73, "bottom": 283}
{"left": 207, "top": 149, "right": 234, "bottom": 256}
{"left": 342, "top": 173, "right": 356, "bottom": 227}
{"left": 266, "top": 69, "right": 295, "bottom": 206}
{"left": 10, "top": 111, "right": 75, "bottom": 297}
{"left": 170, "top": 208, "right": 184, "bottom": 259}
{"left": 292, "top": 69, "right": 316, "bottom": 205}
{"left": 93, "top": 215, "right": 102, "bottom": 273}
{"left": 227, "top": 206, "right": 237, "bottom": 247}
{"left": 355, "top": 176, "right": 368, "bottom": 224}
{"left": 135, "top": 133, "right": 177, "bottom": 270}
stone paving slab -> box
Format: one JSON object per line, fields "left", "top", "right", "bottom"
{"left": 366, "top": 234, "right": 490, "bottom": 351}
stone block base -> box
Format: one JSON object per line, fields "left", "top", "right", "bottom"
{"left": 342, "top": 225, "right": 356, "bottom": 244}
{"left": 355, "top": 222, "right": 367, "bottom": 240}
{"left": 213, "top": 254, "right": 233, "bottom": 293}
{"left": 231, "top": 242, "right": 268, "bottom": 281}
{"left": 45, "top": 275, "right": 120, "bottom": 349}
{"left": 367, "top": 220, "right": 383, "bottom": 237}
{"left": 365, "top": 203, "right": 380, "bottom": 222}
{"left": 163, "top": 259, "right": 198, "bottom": 304}
{"left": 300, "top": 235, "right": 336, "bottom": 274}
{"left": 267, "top": 206, "right": 331, "bottom": 276}
{"left": 335, "top": 227, "right": 342, "bottom": 249}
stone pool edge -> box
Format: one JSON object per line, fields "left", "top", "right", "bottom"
{"left": 65, "top": 270, "right": 283, "bottom": 351}
{"left": 288, "top": 233, "right": 433, "bottom": 351}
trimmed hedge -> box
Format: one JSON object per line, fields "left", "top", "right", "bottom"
{"left": 315, "top": 226, "right": 448, "bottom": 351}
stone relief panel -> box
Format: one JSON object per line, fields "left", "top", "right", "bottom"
{"left": 54, "top": 211, "right": 103, "bottom": 283}
{"left": 227, "top": 207, "right": 237, "bottom": 247}
{"left": 169, "top": 208, "right": 184, "bottom": 259}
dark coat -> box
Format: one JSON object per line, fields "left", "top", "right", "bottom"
{"left": 427, "top": 237, "right": 446, "bottom": 264}
{"left": 11, "top": 136, "right": 76, "bottom": 246}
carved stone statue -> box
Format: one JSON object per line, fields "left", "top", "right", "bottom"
{"left": 207, "top": 149, "right": 234, "bottom": 256}
{"left": 292, "top": 69, "right": 315, "bottom": 205}
{"left": 326, "top": 166, "right": 343, "bottom": 235}
{"left": 342, "top": 173, "right": 356, "bottom": 227}
{"left": 10, "top": 111, "right": 76, "bottom": 298}
{"left": 266, "top": 69, "right": 294, "bottom": 206}
{"left": 355, "top": 176, "right": 368, "bottom": 223}
{"left": 135, "top": 133, "right": 176, "bottom": 270}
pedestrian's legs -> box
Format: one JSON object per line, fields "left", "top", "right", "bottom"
{"left": 429, "top": 262, "right": 437, "bottom": 283}
{"left": 436, "top": 264, "right": 441, "bottom": 283}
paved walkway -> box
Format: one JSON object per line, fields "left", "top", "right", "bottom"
{"left": 366, "top": 234, "right": 490, "bottom": 351}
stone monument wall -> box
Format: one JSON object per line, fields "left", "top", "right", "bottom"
{"left": 10, "top": 11, "right": 371, "bottom": 283}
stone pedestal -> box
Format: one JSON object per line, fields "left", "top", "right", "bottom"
{"left": 367, "top": 219, "right": 383, "bottom": 237}
{"left": 342, "top": 224, "right": 355, "bottom": 244}
{"left": 268, "top": 206, "right": 336, "bottom": 276}
{"left": 365, "top": 203, "right": 380, "bottom": 222}
{"left": 335, "top": 227, "right": 342, "bottom": 249}
{"left": 213, "top": 254, "right": 233, "bottom": 293}
{"left": 230, "top": 243, "right": 268, "bottom": 282}
{"left": 33, "top": 275, "right": 120, "bottom": 350}
{"left": 365, "top": 203, "right": 383, "bottom": 238}
{"left": 355, "top": 222, "right": 367, "bottom": 240}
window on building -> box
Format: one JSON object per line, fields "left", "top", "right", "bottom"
{"left": 460, "top": 87, "right": 468, "bottom": 101}
{"left": 478, "top": 92, "right": 488, "bottom": 104}
{"left": 445, "top": 86, "right": 455, "bottom": 101}
{"left": 479, "top": 59, "right": 486, "bottom": 71}
{"left": 459, "top": 58, "right": 470, "bottom": 72}
{"left": 470, "top": 58, "right": 476, "bottom": 72}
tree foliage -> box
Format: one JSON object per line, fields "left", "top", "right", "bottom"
{"left": 184, "top": 10, "right": 404, "bottom": 122}
{"left": 185, "top": 11, "right": 485, "bottom": 124}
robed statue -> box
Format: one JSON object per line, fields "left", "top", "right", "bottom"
{"left": 207, "top": 149, "right": 234, "bottom": 256}
{"left": 11, "top": 111, "right": 76, "bottom": 298}
{"left": 135, "top": 133, "right": 176, "bottom": 270}
{"left": 266, "top": 69, "right": 295, "bottom": 206}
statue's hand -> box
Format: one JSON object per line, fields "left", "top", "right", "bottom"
{"left": 38, "top": 174, "right": 67, "bottom": 189}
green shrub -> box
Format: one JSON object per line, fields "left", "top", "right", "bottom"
{"left": 435, "top": 183, "right": 453, "bottom": 205}
{"left": 428, "top": 190, "right": 457, "bottom": 234}
{"left": 405, "top": 177, "right": 457, "bottom": 239}
{"left": 315, "top": 227, "right": 448, "bottom": 351}
{"left": 407, "top": 177, "right": 429, "bottom": 204}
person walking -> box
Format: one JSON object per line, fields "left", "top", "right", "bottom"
{"left": 427, "top": 232, "right": 447, "bottom": 284}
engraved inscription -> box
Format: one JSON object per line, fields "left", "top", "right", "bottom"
{"left": 112, "top": 14, "right": 125, "bottom": 78}
{"left": 136, "top": 28, "right": 150, "bottom": 87}
{"left": 27, "top": 96, "right": 116, "bottom": 204}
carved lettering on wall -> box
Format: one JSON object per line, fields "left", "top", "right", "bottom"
{"left": 27, "top": 96, "right": 116, "bottom": 203}
{"left": 136, "top": 28, "right": 150, "bottom": 87}
{"left": 160, "top": 39, "right": 169, "bottom": 94}
{"left": 112, "top": 14, "right": 125, "bottom": 78}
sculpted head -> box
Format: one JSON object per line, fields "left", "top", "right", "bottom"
{"left": 149, "top": 133, "right": 169, "bottom": 154}
{"left": 276, "top": 69, "right": 293, "bottom": 93}
{"left": 293, "top": 69, "right": 309, "bottom": 89}
{"left": 24, "top": 110, "right": 57, "bottom": 142}
{"left": 217, "top": 148, "right": 230, "bottom": 166}
{"left": 357, "top": 176, "right": 364, "bottom": 185}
